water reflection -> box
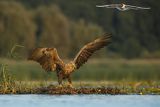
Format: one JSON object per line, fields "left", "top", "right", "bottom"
{"left": 0, "top": 95, "right": 159, "bottom": 107}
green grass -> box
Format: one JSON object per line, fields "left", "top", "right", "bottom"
{"left": 0, "top": 58, "right": 160, "bottom": 81}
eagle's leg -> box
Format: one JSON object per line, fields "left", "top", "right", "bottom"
{"left": 57, "top": 72, "right": 63, "bottom": 87}
{"left": 57, "top": 77, "right": 63, "bottom": 88}
{"left": 67, "top": 75, "right": 73, "bottom": 88}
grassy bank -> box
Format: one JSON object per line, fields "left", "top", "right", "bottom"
{"left": 0, "top": 58, "right": 160, "bottom": 94}
{"left": 0, "top": 81, "right": 160, "bottom": 95}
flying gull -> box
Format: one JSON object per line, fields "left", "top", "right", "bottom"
{"left": 96, "top": 3, "right": 151, "bottom": 11}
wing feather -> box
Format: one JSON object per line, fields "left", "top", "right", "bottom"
{"left": 96, "top": 4, "right": 121, "bottom": 8}
{"left": 73, "top": 33, "right": 112, "bottom": 69}
{"left": 28, "top": 48, "right": 62, "bottom": 72}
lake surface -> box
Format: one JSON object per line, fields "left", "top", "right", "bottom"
{"left": 0, "top": 95, "right": 159, "bottom": 107}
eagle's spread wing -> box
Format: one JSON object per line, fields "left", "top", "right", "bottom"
{"left": 28, "top": 48, "right": 63, "bottom": 72}
{"left": 73, "top": 33, "right": 112, "bottom": 69}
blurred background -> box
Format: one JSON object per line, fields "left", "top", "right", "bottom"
{"left": 0, "top": 0, "right": 160, "bottom": 81}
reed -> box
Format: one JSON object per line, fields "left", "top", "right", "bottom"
{"left": 0, "top": 64, "right": 16, "bottom": 94}
{"left": 0, "top": 44, "right": 24, "bottom": 94}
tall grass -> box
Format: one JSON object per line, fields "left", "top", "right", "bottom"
{"left": 0, "top": 44, "right": 24, "bottom": 93}
{"left": 2, "top": 44, "right": 159, "bottom": 94}
{"left": 7, "top": 44, "right": 24, "bottom": 59}
{"left": 0, "top": 58, "right": 160, "bottom": 81}
{"left": 0, "top": 64, "right": 16, "bottom": 93}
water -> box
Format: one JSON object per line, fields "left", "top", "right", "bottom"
{"left": 0, "top": 95, "right": 159, "bottom": 107}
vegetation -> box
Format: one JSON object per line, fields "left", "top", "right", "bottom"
{"left": 0, "top": 2, "right": 36, "bottom": 56}
{"left": 0, "top": 81, "right": 160, "bottom": 95}
{"left": 0, "top": 64, "right": 16, "bottom": 94}
{"left": 0, "top": 58, "right": 160, "bottom": 94}
{"left": 0, "top": 0, "right": 159, "bottom": 58}
{"left": 0, "top": 59, "right": 160, "bottom": 81}
{"left": 0, "top": 58, "right": 160, "bottom": 81}
{"left": 0, "top": 57, "right": 159, "bottom": 94}
{"left": 0, "top": 0, "right": 159, "bottom": 95}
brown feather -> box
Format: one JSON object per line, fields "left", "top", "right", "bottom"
{"left": 73, "top": 33, "right": 112, "bottom": 69}
{"left": 28, "top": 48, "right": 63, "bottom": 72}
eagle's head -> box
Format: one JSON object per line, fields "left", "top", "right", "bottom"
{"left": 28, "top": 48, "right": 47, "bottom": 60}
{"left": 42, "top": 48, "right": 57, "bottom": 57}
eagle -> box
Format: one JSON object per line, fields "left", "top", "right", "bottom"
{"left": 28, "top": 33, "right": 112, "bottom": 87}
{"left": 96, "top": 3, "right": 150, "bottom": 11}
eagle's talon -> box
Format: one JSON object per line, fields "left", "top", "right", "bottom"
{"left": 67, "top": 84, "right": 73, "bottom": 88}
{"left": 56, "top": 84, "right": 63, "bottom": 88}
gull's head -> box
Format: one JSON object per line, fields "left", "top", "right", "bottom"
{"left": 122, "top": 3, "right": 125, "bottom": 8}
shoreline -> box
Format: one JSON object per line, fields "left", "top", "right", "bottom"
{"left": 0, "top": 83, "right": 160, "bottom": 95}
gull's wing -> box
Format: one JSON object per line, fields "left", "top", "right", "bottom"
{"left": 73, "top": 33, "right": 112, "bottom": 69}
{"left": 28, "top": 48, "right": 63, "bottom": 72}
{"left": 96, "top": 4, "right": 121, "bottom": 8}
{"left": 125, "top": 5, "right": 151, "bottom": 10}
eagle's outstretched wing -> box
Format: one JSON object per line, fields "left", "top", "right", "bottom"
{"left": 28, "top": 48, "right": 63, "bottom": 72}
{"left": 73, "top": 33, "right": 112, "bottom": 69}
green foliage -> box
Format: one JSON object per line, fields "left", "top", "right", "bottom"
{"left": 7, "top": 44, "right": 24, "bottom": 59}
{"left": 0, "top": 1, "right": 36, "bottom": 57}
{"left": 0, "top": 64, "right": 16, "bottom": 93}
{"left": 0, "top": 0, "right": 160, "bottom": 58}
{"left": 69, "top": 19, "right": 104, "bottom": 57}
{"left": 34, "top": 5, "right": 70, "bottom": 58}
{"left": 1, "top": 58, "right": 160, "bottom": 81}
